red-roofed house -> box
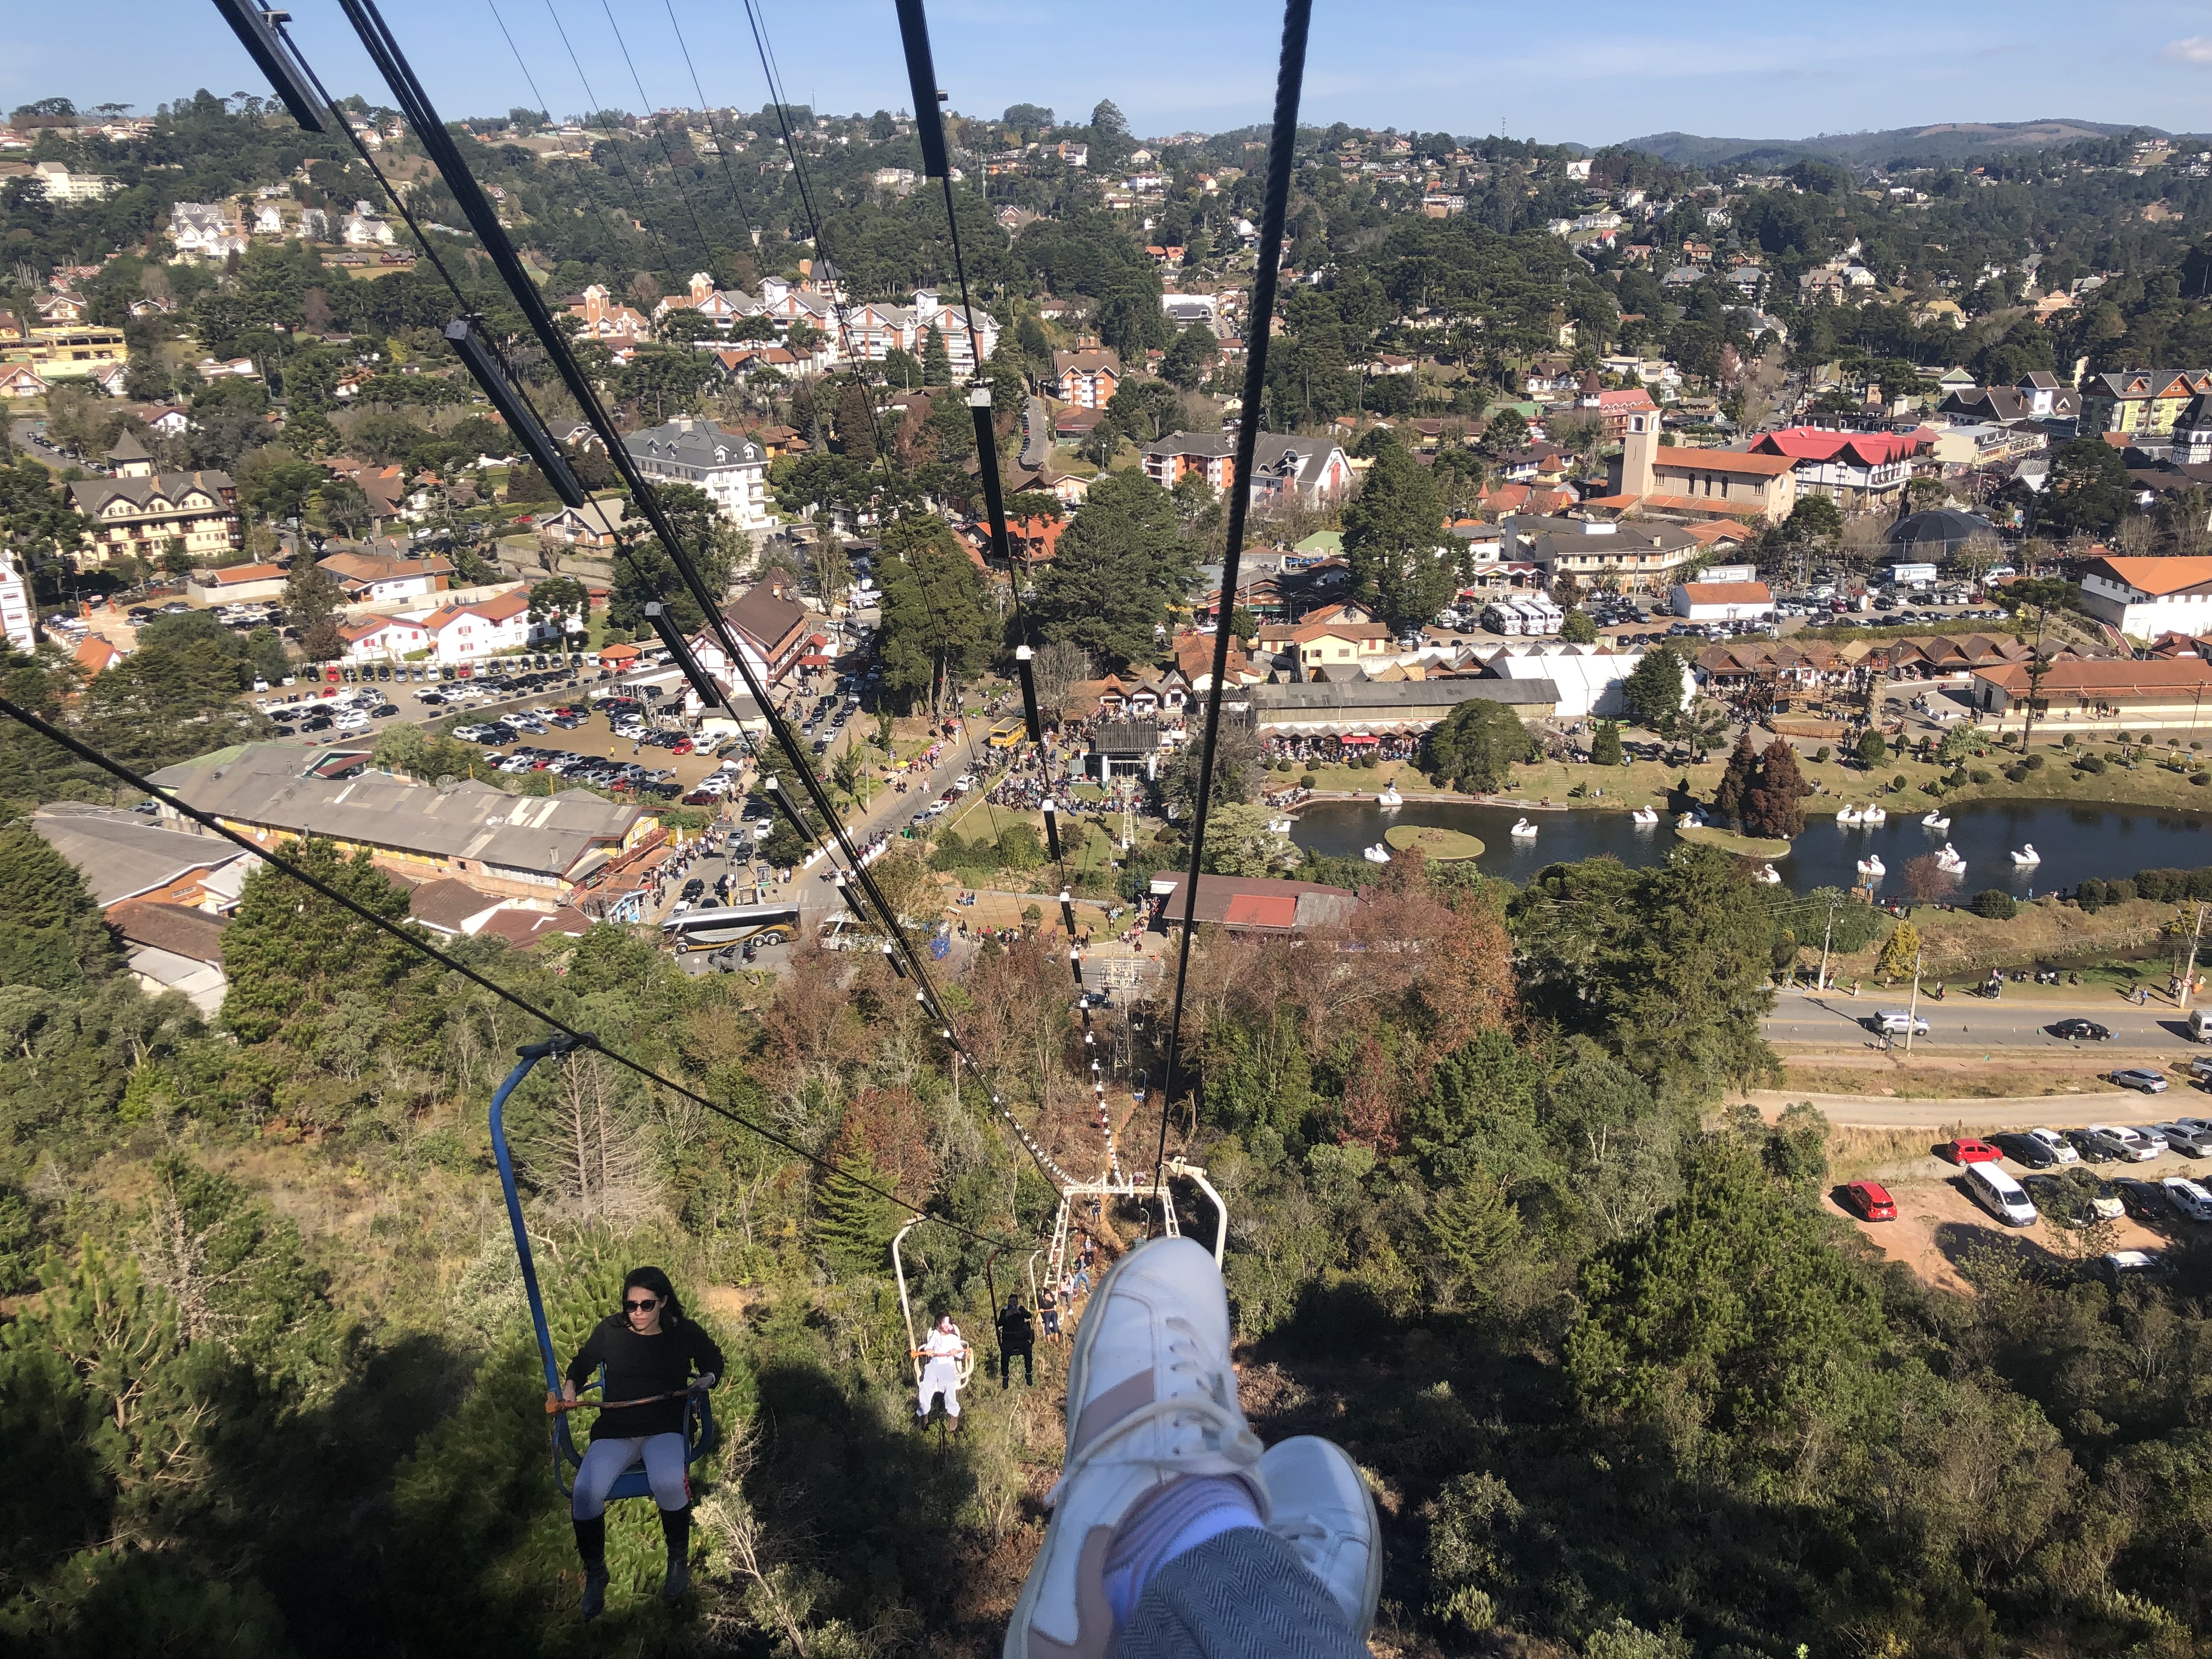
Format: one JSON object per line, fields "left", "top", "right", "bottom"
{"left": 1746, "top": 426, "right": 1933, "bottom": 508}
{"left": 337, "top": 614, "right": 431, "bottom": 663}
{"left": 1672, "top": 579, "right": 1775, "bottom": 621}
{"left": 402, "top": 588, "right": 538, "bottom": 664}
{"left": 74, "top": 634, "right": 122, "bottom": 676}
{"left": 1008, "top": 516, "right": 1066, "bottom": 566}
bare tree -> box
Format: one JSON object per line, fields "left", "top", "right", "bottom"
{"left": 1029, "top": 638, "right": 1093, "bottom": 720}
{"left": 526, "top": 1052, "right": 655, "bottom": 1225}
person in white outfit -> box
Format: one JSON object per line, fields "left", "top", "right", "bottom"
{"left": 914, "top": 1313, "right": 969, "bottom": 1431}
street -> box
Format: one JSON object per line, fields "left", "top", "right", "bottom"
{"left": 1763, "top": 991, "right": 2206, "bottom": 1051}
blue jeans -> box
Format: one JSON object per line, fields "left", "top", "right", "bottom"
{"left": 571, "top": 1431, "right": 689, "bottom": 1518}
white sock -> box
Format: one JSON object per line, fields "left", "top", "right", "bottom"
{"left": 1102, "top": 1475, "right": 1263, "bottom": 1627}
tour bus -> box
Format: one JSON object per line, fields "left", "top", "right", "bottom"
{"left": 659, "top": 902, "right": 802, "bottom": 952}
{"left": 988, "top": 719, "right": 1025, "bottom": 748}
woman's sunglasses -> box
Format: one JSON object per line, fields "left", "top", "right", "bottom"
{"left": 625, "top": 1296, "right": 661, "bottom": 1312}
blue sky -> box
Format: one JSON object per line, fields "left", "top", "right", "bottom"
{"left": 8, "top": 1, "right": 2212, "bottom": 147}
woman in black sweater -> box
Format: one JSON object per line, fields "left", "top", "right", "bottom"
{"left": 554, "top": 1266, "right": 724, "bottom": 1618}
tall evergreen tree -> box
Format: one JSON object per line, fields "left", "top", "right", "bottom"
{"left": 1031, "top": 469, "right": 1196, "bottom": 665}
{"left": 1341, "top": 437, "right": 1451, "bottom": 634}
{"left": 919, "top": 325, "right": 951, "bottom": 386}
{"left": 1713, "top": 730, "right": 1760, "bottom": 826}
{"left": 1741, "top": 738, "right": 1812, "bottom": 839}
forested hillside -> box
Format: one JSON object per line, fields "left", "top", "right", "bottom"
{"left": 3, "top": 817, "right": 2208, "bottom": 1656}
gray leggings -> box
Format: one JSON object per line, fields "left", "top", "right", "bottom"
{"left": 571, "top": 1431, "right": 690, "bottom": 1519}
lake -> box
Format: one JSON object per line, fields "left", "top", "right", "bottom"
{"left": 1289, "top": 796, "right": 2212, "bottom": 895}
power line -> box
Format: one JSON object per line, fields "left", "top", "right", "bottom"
{"left": 660, "top": 0, "right": 758, "bottom": 251}
{"left": 539, "top": 0, "right": 700, "bottom": 272}
{"left": 0, "top": 691, "right": 1015, "bottom": 1251}
{"left": 484, "top": 0, "right": 553, "bottom": 127}
{"left": 1149, "top": 0, "right": 1313, "bottom": 1214}
{"left": 595, "top": 0, "right": 722, "bottom": 271}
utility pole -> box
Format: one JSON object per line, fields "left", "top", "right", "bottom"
{"left": 1816, "top": 892, "right": 1840, "bottom": 992}
{"left": 1904, "top": 946, "right": 1924, "bottom": 1054}
{"left": 2182, "top": 902, "right": 2207, "bottom": 1010}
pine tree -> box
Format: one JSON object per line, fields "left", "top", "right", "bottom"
{"left": 833, "top": 379, "right": 878, "bottom": 464}
{"left": 1590, "top": 721, "right": 1624, "bottom": 766}
{"left": 1713, "top": 730, "right": 1760, "bottom": 826}
{"left": 812, "top": 1146, "right": 901, "bottom": 1277}
{"left": 1741, "top": 738, "right": 1811, "bottom": 839}
{"left": 920, "top": 325, "right": 951, "bottom": 386}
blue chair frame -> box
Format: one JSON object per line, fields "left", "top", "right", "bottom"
{"left": 490, "top": 1039, "right": 716, "bottom": 1500}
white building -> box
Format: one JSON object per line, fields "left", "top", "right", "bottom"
{"left": 335, "top": 614, "right": 432, "bottom": 663}
{"left": 396, "top": 590, "right": 540, "bottom": 664}
{"left": 254, "top": 203, "right": 286, "bottom": 235}
{"left": 170, "top": 202, "right": 246, "bottom": 260}
{"left": 1672, "top": 580, "right": 1775, "bottom": 622}
{"left": 343, "top": 211, "right": 396, "bottom": 247}
{"left": 2078, "top": 554, "right": 2212, "bottom": 640}
{"left": 1477, "top": 642, "right": 1653, "bottom": 719}
{"left": 622, "top": 416, "right": 774, "bottom": 537}
{"left": 32, "top": 160, "right": 116, "bottom": 202}
{"left": 1, "top": 548, "right": 35, "bottom": 651}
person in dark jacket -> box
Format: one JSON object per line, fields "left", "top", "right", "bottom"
{"left": 997, "top": 1294, "right": 1036, "bottom": 1388}
{"left": 554, "top": 1266, "right": 724, "bottom": 1618}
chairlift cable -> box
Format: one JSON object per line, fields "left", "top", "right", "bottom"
{"left": 594, "top": 0, "right": 726, "bottom": 267}
{"left": 1148, "top": 0, "right": 1314, "bottom": 1223}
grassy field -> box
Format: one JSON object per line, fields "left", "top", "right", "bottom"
{"left": 1678, "top": 823, "right": 1792, "bottom": 856}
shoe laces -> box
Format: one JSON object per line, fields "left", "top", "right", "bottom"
{"left": 1048, "top": 1316, "right": 1260, "bottom": 1509}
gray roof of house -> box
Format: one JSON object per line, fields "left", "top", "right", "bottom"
{"left": 622, "top": 417, "right": 764, "bottom": 472}
{"left": 31, "top": 803, "right": 247, "bottom": 905}
{"left": 145, "top": 744, "right": 645, "bottom": 879}
{"left": 69, "top": 471, "right": 233, "bottom": 515}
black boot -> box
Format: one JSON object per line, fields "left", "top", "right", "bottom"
{"left": 660, "top": 1505, "right": 692, "bottom": 1604}
{"left": 574, "top": 1516, "right": 609, "bottom": 1620}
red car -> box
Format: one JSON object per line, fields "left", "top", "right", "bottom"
{"left": 1940, "top": 1138, "right": 2002, "bottom": 1166}
{"left": 1843, "top": 1180, "right": 1897, "bottom": 1222}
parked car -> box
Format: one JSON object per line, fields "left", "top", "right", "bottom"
{"left": 2098, "top": 1249, "right": 2171, "bottom": 1285}
{"left": 2066, "top": 1128, "right": 2121, "bottom": 1164}
{"left": 2159, "top": 1176, "right": 2212, "bottom": 1221}
{"left": 2025, "top": 1127, "right": 2080, "bottom": 1164}
{"left": 2050, "top": 1018, "right": 2112, "bottom": 1042}
{"left": 1841, "top": 1180, "right": 1897, "bottom": 1221}
{"left": 2154, "top": 1120, "right": 2212, "bottom": 1156}
{"left": 2080, "top": 1124, "right": 2162, "bottom": 1160}
{"left": 1963, "top": 1161, "right": 2039, "bottom": 1227}
{"left": 2022, "top": 1171, "right": 2125, "bottom": 1227}
{"left": 2111, "top": 1070, "right": 2170, "bottom": 1095}
{"left": 2112, "top": 1177, "right": 2170, "bottom": 1222}
{"left": 1940, "top": 1137, "right": 2002, "bottom": 1166}
{"left": 1991, "top": 1132, "right": 2062, "bottom": 1170}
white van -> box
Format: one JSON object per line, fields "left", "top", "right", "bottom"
{"left": 1964, "top": 1162, "right": 2039, "bottom": 1227}
{"left": 2190, "top": 1008, "right": 2211, "bottom": 1043}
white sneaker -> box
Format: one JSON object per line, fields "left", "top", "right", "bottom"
{"left": 1005, "top": 1237, "right": 1265, "bottom": 1659}
{"left": 1257, "top": 1436, "right": 1381, "bottom": 1640}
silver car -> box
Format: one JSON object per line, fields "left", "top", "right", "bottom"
{"left": 2154, "top": 1121, "right": 2212, "bottom": 1158}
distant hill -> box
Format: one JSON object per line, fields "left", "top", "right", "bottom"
{"left": 1618, "top": 119, "right": 2175, "bottom": 170}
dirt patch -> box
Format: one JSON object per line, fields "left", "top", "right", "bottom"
{"left": 1781, "top": 1058, "right": 2131, "bottom": 1099}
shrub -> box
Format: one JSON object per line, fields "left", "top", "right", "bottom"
{"left": 1946, "top": 766, "right": 1970, "bottom": 787}
{"left": 1815, "top": 746, "right": 1831, "bottom": 763}
{"left": 2196, "top": 772, "right": 2211, "bottom": 786}
{"left": 1891, "top": 774, "right": 1908, "bottom": 792}
{"left": 1970, "top": 768, "right": 1994, "bottom": 785}
{"left": 2076, "top": 754, "right": 2106, "bottom": 775}
{"left": 2061, "top": 732, "right": 2076, "bottom": 749}
{"left": 1299, "top": 772, "right": 1317, "bottom": 789}
{"left": 2005, "top": 765, "right": 2029, "bottom": 783}
{"left": 2023, "top": 752, "right": 2046, "bottom": 770}
{"left": 1973, "top": 888, "right": 2019, "bottom": 920}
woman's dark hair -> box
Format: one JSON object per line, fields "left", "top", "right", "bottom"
{"left": 622, "top": 1265, "right": 684, "bottom": 1326}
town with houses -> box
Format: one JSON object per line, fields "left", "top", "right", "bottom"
{"left": 8, "top": 42, "right": 2212, "bottom": 1658}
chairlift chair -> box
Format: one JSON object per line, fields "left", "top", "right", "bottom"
{"left": 489, "top": 1039, "right": 715, "bottom": 1498}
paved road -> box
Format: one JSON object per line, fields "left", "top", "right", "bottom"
{"left": 1764, "top": 992, "right": 2203, "bottom": 1051}
{"left": 1019, "top": 396, "right": 1050, "bottom": 471}
{"left": 9, "top": 417, "right": 74, "bottom": 469}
